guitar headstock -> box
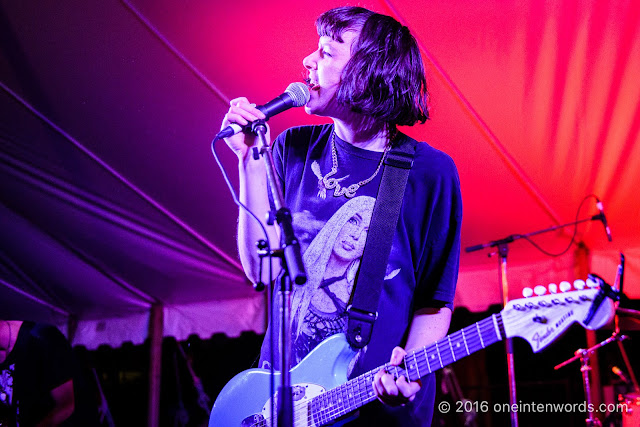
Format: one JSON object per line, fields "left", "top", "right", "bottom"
{"left": 502, "top": 280, "right": 615, "bottom": 353}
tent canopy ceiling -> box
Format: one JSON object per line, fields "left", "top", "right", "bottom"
{"left": 1, "top": 0, "right": 638, "bottom": 347}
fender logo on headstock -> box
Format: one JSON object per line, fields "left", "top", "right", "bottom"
{"left": 532, "top": 309, "right": 576, "bottom": 349}
{"left": 532, "top": 326, "right": 555, "bottom": 350}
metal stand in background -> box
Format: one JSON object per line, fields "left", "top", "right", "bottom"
{"left": 611, "top": 255, "right": 640, "bottom": 396}
{"left": 442, "top": 367, "right": 479, "bottom": 427}
{"left": 555, "top": 254, "right": 639, "bottom": 427}
{"left": 555, "top": 333, "right": 628, "bottom": 427}
{"left": 251, "top": 120, "right": 307, "bottom": 427}
{"left": 465, "top": 212, "right": 609, "bottom": 427}
{"left": 498, "top": 244, "right": 518, "bottom": 427}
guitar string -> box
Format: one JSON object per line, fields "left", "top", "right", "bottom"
{"left": 315, "top": 308, "right": 583, "bottom": 423}
{"left": 318, "top": 318, "right": 500, "bottom": 424}
{"left": 309, "top": 370, "right": 379, "bottom": 425}
{"left": 251, "top": 317, "right": 500, "bottom": 426}
{"left": 316, "top": 318, "right": 497, "bottom": 421}
{"left": 253, "top": 368, "right": 381, "bottom": 427}
{"left": 315, "top": 319, "right": 499, "bottom": 424}
{"left": 318, "top": 330, "right": 495, "bottom": 422}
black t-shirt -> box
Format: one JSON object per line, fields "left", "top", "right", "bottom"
{"left": 0, "top": 322, "right": 78, "bottom": 426}
{"left": 258, "top": 124, "right": 463, "bottom": 426}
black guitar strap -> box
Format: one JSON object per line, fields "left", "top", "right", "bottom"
{"left": 346, "top": 134, "right": 417, "bottom": 349}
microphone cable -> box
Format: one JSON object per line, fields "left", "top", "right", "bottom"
{"left": 520, "top": 194, "right": 603, "bottom": 257}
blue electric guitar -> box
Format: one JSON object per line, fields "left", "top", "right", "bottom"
{"left": 209, "top": 284, "right": 614, "bottom": 427}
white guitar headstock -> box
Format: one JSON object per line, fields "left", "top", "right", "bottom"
{"left": 502, "top": 281, "right": 615, "bottom": 353}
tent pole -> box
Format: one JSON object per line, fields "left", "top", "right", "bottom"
{"left": 574, "top": 243, "right": 603, "bottom": 422}
{"left": 498, "top": 244, "right": 518, "bottom": 427}
{"left": 148, "top": 303, "right": 163, "bottom": 427}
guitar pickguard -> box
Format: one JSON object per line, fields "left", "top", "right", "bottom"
{"left": 260, "top": 383, "right": 326, "bottom": 420}
{"left": 209, "top": 334, "right": 357, "bottom": 427}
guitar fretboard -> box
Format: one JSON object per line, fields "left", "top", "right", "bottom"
{"left": 308, "top": 314, "right": 505, "bottom": 426}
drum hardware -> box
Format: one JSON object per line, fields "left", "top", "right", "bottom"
{"left": 555, "top": 254, "right": 638, "bottom": 427}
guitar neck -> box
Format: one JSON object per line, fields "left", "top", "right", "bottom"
{"left": 308, "top": 314, "right": 505, "bottom": 426}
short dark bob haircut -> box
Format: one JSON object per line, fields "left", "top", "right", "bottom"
{"left": 316, "top": 6, "right": 429, "bottom": 129}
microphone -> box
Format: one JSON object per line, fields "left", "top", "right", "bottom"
{"left": 216, "top": 82, "right": 310, "bottom": 139}
{"left": 596, "top": 199, "right": 613, "bottom": 242}
{"left": 612, "top": 366, "right": 630, "bottom": 384}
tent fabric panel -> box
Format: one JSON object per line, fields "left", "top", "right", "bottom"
{"left": 70, "top": 295, "right": 266, "bottom": 350}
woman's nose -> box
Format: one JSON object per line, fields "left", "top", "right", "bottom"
{"left": 303, "top": 50, "right": 318, "bottom": 70}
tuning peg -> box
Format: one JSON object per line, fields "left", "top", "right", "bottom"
{"left": 534, "top": 286, "right": 547, "bottom": 296}
{"left": 586, "top": 277, "right": 599, "bottom": 288}
{"left": 522, "top": 287, "right": 534, "bottom": 298}
{"left": 573, "top": 279, "right": 586, "bottom": 290}
{"left": 548, "top": 283, "right": 558, "bottom": 294}
{"left": 559, "top": 281, "right": 572, "bottom": 293}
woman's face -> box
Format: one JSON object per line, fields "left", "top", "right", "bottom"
{"left": 302, "top": 31, "right": 358, "bottom": 117}
{"left": 332, "top": 212, "right": 370, "bottom": 262}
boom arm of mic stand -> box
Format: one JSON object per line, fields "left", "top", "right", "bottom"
{"left": 465, "top": 216, "right": 598, "bottom": 253}
{"left": 465, "top": 235, "right": 517, "bottom": 253}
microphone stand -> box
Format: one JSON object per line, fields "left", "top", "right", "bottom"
{"left": 610, "top": 254, "right": 640, "bottom": 395}
{"left": 554, "top": 334, "right": 627, "bottom": 427}
{"left": 465, "top": 213, "right": 606, "bottom": 427}
{"left": 554, "top": 272, "right": 623, "bottom": 427}
{"left": 251, "top": 120, "right": 307, "bottom": 427}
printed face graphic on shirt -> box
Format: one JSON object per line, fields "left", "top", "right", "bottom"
{"left": 290, "top": 196, "right": 376, "bottom": 365}
{"left": 332, "top": 212, "right": 369, "bottom": 262}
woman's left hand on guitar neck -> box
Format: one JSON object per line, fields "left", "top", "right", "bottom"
{"left": 372, "top": 305, "right": 452, "bottom": 406}
{"left": 372, "top": 346, "right": 422, "bottom": 405}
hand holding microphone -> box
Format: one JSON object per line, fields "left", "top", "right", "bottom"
{"left": 215, "top": 83, "right": 310, "bottom": 287}
{"left": 218, "top": 83, "right": 310, "bottom": 160}
{"left": 221, "top": 98, "right": 267, "bottom": 160}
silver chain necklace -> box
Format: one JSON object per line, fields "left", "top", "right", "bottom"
{"left": 316, "top": 131, "right": 390, "bottom": 199}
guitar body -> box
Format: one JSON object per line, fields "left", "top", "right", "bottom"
{"left": 209, "top": 334, "right": 358, "bottom": 427}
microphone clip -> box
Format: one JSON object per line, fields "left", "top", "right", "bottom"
{"left": 583, "top": 273, "right": 620, "bottom": 326}
{"left": 249, "top": 118, "right": 268, "bottom": 135}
